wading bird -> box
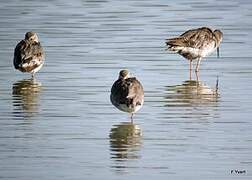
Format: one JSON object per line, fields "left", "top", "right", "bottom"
{"left": 110, "top": 70, "right": 144, "bottom": 121}
{"left": 166, "top": 27, "right": 223, "bottom": 78}
{"left": 14, "top": 32, "right": 45, "bottom": 78}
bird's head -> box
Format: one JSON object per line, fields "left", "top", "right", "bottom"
{"left": 119, "top": 69, "right": 130, "bottom": 80}
{"left": 214, "top": 29, "right": 223, "bottom": 58}
{"left": 214, "top": 29, "right": 223, "bottom": 45}
{"left": 25, "top": 32, "right": 39, "bottom": 43}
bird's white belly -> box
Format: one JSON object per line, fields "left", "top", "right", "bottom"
{"left": 118, "top": 101, "right": 143, "bottom": 113}
{"left": 21, "top": 58, "right": 44, "bottom": 73}
{"left": 201, "top": 49, "right": 215, "bottom": 58}
{"left": 31, "top": 62, "right": 44, "bottom": 73}
{"left": 182, "top": 42, "right": 216, "bottom": 58}
{"left": 183, "top": 47, "right": 201, "bottom": 58}
{"left": 200, "top": 43, "right": 216, "bottom": 57}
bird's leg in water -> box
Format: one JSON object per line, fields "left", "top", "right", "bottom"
{"left": 195, "top": 71, "right": 200, "bottom": 82}
{"left": 189, "top": 60, "right": 192, "bottom": 80}
{"left": 130, "top": 113, "right": 134, "bottom": 123}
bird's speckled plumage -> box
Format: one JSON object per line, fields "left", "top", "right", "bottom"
{"left": 110, "top": 70, "right": 144, "bottom": 119}
{"left": 166, "top": 27, "right": 223, "bottom": 72}
{"left": 14, "top": 32, "right": 44, "bottom": 77}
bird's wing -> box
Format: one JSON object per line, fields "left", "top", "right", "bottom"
{"left": 166, "top": 27, "right": 214, "bottom": 48}
{"left": 111, "top": 79, "right": 129, "bottom": 105}
{"left": 111, "top": 78, "right": 144, "bottom": 107}
{"left": 127, "top": 78, "right": 144, "bottom": 106}
{"left": 13, "top": 40, "right": 26, "bottom": 69}
{"left": 14, "top": 40, "right": 44, "bottom": 71}
{"left": 22, "top": 42, "right": 44, "bottom": 64}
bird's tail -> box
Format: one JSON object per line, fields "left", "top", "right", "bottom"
{"left": 165, "top": 37, "right": 185, "bottom": 52}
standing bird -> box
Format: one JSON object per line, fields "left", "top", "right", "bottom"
{"left": 14, "top": 32, "right": 45, "bottom": 78}
{"left": 166, "top": 27, "right": 223, "bottom": 74}
{"left": 110, "top": 70, "right": 144, "bottom": 121}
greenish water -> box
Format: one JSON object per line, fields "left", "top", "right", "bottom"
{"left": 0, "top": 0, "right": 252, "bottom": 179}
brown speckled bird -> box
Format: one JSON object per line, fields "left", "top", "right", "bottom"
{"left": 110, "top": 70, "right": 144, "bottom": 121}
{"left": 166, "top": 27, "right": 223, "bottom": 72}
{"left": 14, "top": 32, "right": 45, "bottom": 78}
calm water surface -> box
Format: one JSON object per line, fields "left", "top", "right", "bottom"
{"left": 0, "top": 0, "right": 252, "bottom": 179}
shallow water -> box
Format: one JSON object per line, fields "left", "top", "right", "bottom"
{"left": 0, "top": 0, "right": 252, "bottom": 179}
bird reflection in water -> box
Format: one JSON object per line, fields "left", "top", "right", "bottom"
{"left": 165, "top": 76, "right": 219, "bottom": 120}
{"left": 12, "top": 79, "right": 42, "bottom": 119}
{"left": 109, "top": 122, "right": 142, "bottom": 172}
{"left": 165, "top": 79, "right": 219, "bottom": 106}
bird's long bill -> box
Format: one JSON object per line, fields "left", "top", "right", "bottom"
{"left": 217, "top": 47, "right": 220, "bottom": 58}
